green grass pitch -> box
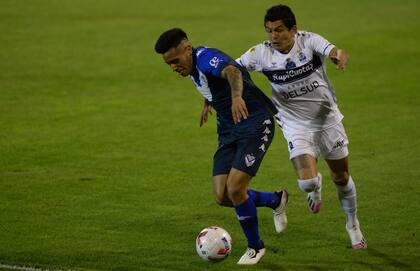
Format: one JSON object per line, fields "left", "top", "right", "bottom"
{"left": 1, "top": 0, "right": 419, "bottom": 270}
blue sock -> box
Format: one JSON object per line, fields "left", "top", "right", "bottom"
{"left": 234, "top": 197, "right": 262, "bottom": 250}
{"left": 247, "top": 189, "right": 280, "bottom": 209}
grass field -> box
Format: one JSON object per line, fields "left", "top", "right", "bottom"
{"left": 1, "top": 0, "right": 420, "bottom": 270}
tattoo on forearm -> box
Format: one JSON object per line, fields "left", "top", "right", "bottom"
{"left": 226, "top": 67, "right": 243, "bottom": 98}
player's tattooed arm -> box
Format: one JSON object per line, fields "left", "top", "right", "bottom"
{"left": 329, "top": 47, "right": 350, "bottom": 71}
{"left": 221, "top": 65, "right": 249, "bottom": 124}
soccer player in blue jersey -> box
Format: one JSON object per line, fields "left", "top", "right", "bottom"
{"left": 155, "top": 28, "right": 288, "bottom": 265}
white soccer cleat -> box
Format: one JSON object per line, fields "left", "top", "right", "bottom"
{"left": 346, "top": 223, "right": 367, "bottom": 249}
{"left": 307, "top": 177, "right": 322, "bottom": 213}
{"left": 237, "top": 246, "right": 266, "bottom": 265}
{"left": 273, "top": 190, "right": 288, "bottom": 233}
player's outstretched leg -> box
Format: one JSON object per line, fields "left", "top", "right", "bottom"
{"left": 247, "top": 189, "right": 289, "bottom": 233}
{"left": 298, "top": 173, "right": 322, "bottom": 213}
{"left": 336, "top": 176, "right": 367, "bottom": 249}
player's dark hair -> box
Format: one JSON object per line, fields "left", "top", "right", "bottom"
{"left": 154, "top": 28, "right": 188, "bottom": 54}
{"left": 264, "top": 5, "right": 296, "bottom": 30}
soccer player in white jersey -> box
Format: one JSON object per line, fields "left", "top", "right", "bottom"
{"left": 236, "top": 4, "right": 367, "bottom": 249}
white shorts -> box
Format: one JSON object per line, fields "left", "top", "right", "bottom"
{"left": 281, "top": 122, "right": 349, "bottom": 160}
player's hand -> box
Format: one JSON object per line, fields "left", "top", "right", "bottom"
{"left": 331, "top": 49, "right": 349, "bottom": 71}
{"left": 200, "top": 103, "right": 212, "bottom": 127}
{"left": 231, "top": 96, "right": 248, "bottom": 124}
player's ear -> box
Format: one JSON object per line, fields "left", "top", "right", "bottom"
{"left": 184, "top": 41, "right": 193, "bottom": 54}
{"left": 291, "top": 25, "right": 297, "bottom": 34}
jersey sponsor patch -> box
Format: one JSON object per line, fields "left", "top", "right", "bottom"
{"left": 282, "top": 80, "right": 320, "bottom": 100}
{"left": 209, "top": 56, "right": 220, "bottom": 68}
{"left": 262, "top": 55, "right": 322, "bottom": 85}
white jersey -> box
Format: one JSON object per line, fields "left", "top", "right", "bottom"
{"left": 237, "top": 30, "right": 343, "bottom": 132}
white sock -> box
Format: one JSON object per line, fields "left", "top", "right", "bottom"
{"left": 298, "top": 173, "right": 322, "bottom": 193}
{"left": 335, "top": 176, "right": 358, "bottom": 227}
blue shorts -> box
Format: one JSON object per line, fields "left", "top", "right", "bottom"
{"left": 213, "top": 115, "right": 274, "bottom": 177}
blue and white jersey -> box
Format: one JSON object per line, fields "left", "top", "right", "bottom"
{"left": 237, "top": 31, "right": 344, "bottom": 132}
{"left": 189, "top": 46, "right": 277, "bottom": 142}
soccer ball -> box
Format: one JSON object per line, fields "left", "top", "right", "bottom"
{"left": 196, "top": 226, "right": 232, "bottom": 262}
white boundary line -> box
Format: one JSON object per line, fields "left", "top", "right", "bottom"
{"left": 0, "top": 264, "right": 77, "bottom": 271}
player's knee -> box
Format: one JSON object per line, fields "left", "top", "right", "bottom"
{"left": 331, "top": 171, "right": 349, "bottom": 185}
{"left": 298, "top": 174, "right": 321, "bottom": 193}
{"left": 227, "top": 185, "right": 247, "bottom": 204}
{"left": 227, "top": 186, "right": 241, "bottom": 201}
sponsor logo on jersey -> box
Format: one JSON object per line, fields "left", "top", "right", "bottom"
{"left": 282, "top": 81, "right": 320, "bottom": 100}
{"left": 209, "top": 57, "right": 220, "bottom": 68}
{"left": 245, "top": 154, "right": 256, "bottom": 167}
{"left": 288, "top": 141, "right": 294, "bottom": 150}
{"left": 263, "top": 55, "right": 322, "bottom": 84}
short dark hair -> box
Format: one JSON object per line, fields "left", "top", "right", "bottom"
{"left": 154, "top": 28, "right": 188, "bottom": 54}
{"left": 264, "top": 5, "right": 296, "bottom": 30}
